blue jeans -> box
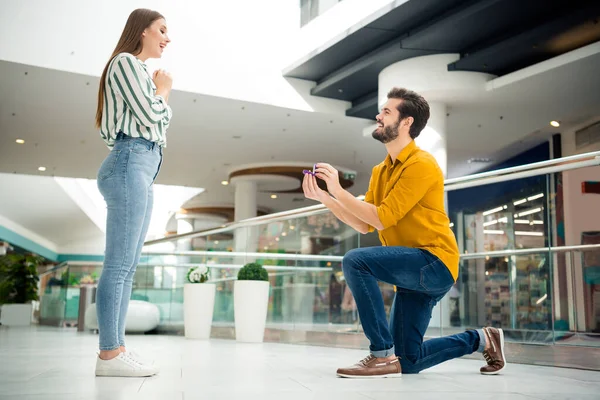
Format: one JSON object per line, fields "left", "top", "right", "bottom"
{"left": 96, "top": 133, "right": 162, "bottom": 351}
{"left": 342, "top": 246, "right": 485, "bottom": 374}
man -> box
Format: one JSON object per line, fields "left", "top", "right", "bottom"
{"left": 302, "top": 87, "right": 506, "bottom": 378}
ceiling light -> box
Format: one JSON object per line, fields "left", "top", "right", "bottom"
{"left": 275, "top": 237, "right": 280, "bottom": 242}
{"left": 515, "top": 231, "right": 544, "bottom": 236}
{"left": 270, "top": 194, "right": 277, "bottom": 199}
{"left": 483, "top": 206, "right": 506, "bottom": 216}
{"left": 38, "top": 167, "right": 46, "bottom": 172}
{"left": 15, "top": 139, "right": 25, "bottom": 144}
{"left": 527, "top": 193, "right": 544, "bottom": 201}
{"left": 517, "top": 207, "right": 542, "bottom": 217}
{"left": 289, "top": 225, "right": 295, "bottom": 230}
{"left": 221, "top": 181, "right": 229, "bottom": 186}
{"left": 514, "top": 219, "right": 530, "bottom": 224}
{"left": 449, "top": 222, "right": 454, "bottom": 228}
{"left": 536, "top": 294, "right": 548, "bottom": 305}
{"left": 550, "top": 121, "right": 560, "bottom": 127}
{"left": 281, "top": 232, "right": 287, "bottom": 237}
{"left": 513, "top": 198, "right": 527, "bottom": 206}
{"left": 483, "top": 220, "right": 498, "bottom": 227}
{"left": 214, "top": 240, "right": 219, "bottom": 244}
{"left": 484, "top": 230, "right": 504, "bottom": 235}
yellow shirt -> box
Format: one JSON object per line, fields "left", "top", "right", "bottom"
{"left": 364, "top": 140, "right": 460, "bottom": 280}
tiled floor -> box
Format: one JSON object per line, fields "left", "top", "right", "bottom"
{"left": 1, "top": 326, "right": 599, "bottom": 400}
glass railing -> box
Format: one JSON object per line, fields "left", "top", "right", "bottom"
{"left": 38, "top": 151, "right": 600, "bottom": 349}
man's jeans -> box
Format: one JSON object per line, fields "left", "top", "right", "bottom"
{"left": 95, "top": 133, "right": 162, "bottom": 351}
{"left": 342, "top": 246, "right": 485, "bottom": 373}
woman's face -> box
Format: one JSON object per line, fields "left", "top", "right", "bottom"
{"left": 141, "top": 18, "right": 170, "bottom": 59}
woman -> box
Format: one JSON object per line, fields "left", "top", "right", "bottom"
{"left": 94, "top": 8, "right": 173, "bottom": 377}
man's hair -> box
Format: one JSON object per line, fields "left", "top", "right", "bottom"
{"left": 387, "top": 87, "right": 430, "bottom": 139}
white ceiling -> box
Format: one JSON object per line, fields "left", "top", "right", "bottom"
{"left": 0, "top": 173, "right": 102, "bottom": 247}
{"left": 1, "top": 42, "right": 599, "bottom": 251}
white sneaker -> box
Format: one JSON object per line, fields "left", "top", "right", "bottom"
{"left": 127, "top": 349, "right": 158, "bottom": 370}
{"left": 95, "top": 352, "right": 158, "bottom": 377}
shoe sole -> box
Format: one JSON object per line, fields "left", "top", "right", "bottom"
{"left": 481, "top": 328, "right": 507, "bottom": 375}
{"left": 337, "top": 372, "right": 402, "bottom": 379}
{"left": 95, "top": 370, "right": 158, "bottom": 378}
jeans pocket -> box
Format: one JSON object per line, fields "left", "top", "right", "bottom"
{"left": 132, "top": 141, "right": 152, "bottom": 154}
{"left": 98, "top": 150, "right": 121, "bottom": 181}
{"left": 420, "top": 262, "right": 453, "bottom": 293}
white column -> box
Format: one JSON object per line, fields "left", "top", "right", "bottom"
{"left": 234, "top": 181, "right": 258, "bottom": 222}
{"left": 232, "top": 179, "right": 259, "bottom": 261}
{"left": 174, "top": 216, "right": 194, "bottom": 286}
{"left": 416, "top": 102, "right": 447, "bottom": 177}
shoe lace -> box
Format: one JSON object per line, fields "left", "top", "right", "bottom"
{"left": 122, "top": 353, "right": 143, "bottom": 367}
{"left": 483, "top": 350, "right": 501, "bottom": 366}
{"left": 359, "top": 354, "right": 375, "bottom": 366}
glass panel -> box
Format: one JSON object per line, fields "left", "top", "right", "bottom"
{"left": 447, "top": 174, "right": 549, "bottom": 255}
{"left": 442, "top": 252, "right": 552, "bottom": 344}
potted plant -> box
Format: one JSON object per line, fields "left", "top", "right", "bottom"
{"left": 234, "top": 262, "right": 270, "bottom": 343}
{"left": 0, "top": 254, "right": 42, "bottom": 326}
{"left": 183, "top": 265, "right": 215, "bottom": 340}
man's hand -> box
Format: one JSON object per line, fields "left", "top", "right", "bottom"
{"left": 314, "top": 163, "right": 343, "bottom": 197}
{"left": 302, "top": 172, "right": 331, "bottom": 204}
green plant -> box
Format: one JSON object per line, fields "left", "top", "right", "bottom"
{"left": 0, "top": 254, "right": 42, "bottom": 304}
{"left": 237, "top": 262, "right": 268, "bottom": 281}
{"left": 187, "top": 266, "right": 209, "bottom": 283}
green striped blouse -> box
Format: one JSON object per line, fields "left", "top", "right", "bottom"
{"left": 100, "top": 53, "right": 172, "bottom": 148}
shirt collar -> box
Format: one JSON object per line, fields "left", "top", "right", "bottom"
{"left": 384, "top": 140, "right": 417, "bottom": 167}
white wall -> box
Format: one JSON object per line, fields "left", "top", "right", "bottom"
{"left": 0, "top": 0, "right": 381, "bottom": 113}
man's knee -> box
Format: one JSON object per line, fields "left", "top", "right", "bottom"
{"left": 342, "top": 248, "right": 364, "bottom": 273}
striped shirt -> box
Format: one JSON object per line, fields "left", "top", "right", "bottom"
{"left": 100, "top": 53, "right": 172, "bottom": 148}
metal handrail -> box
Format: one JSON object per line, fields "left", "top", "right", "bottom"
{"left": 61, "top": 244, "right": 600, "bottom": 270}
{"left": 38, "top": 261, "right": 69, "bottom": 278}
{"left": 460, "top": 244, "right": 600, "bottom": 260}
{"left": 445, "top": 151, "right": 600, "bottom": 185}
{"left": 143, "top": 151, "right": 600, "bottom": 246}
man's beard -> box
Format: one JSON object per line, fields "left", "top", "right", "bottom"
{"left": 372, "top": 120, "right": 400, "bottom": 144}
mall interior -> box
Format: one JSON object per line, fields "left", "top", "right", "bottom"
{"left": 1, "top": 0, "right": 600, "bottom": 398}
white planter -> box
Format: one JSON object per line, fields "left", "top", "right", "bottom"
{"left": 234, "top": 280, "right": 270, "bottom": 343}
{"left": 184, "top": 283, "right": 216, "bottom": 340}
{"left": 0, "top": 303, "right": 33, "bottom": 326}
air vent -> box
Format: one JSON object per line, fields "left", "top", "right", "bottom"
{"left": 467, "top": 158, "right": 493, "bottom": 164}
{"left": 575, "top": 121, "right": 600, "bottom": 149}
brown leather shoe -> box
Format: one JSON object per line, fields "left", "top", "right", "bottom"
{"left": 480, "top": 327, "right": 507, "bottom": 375}
{"left": 337, "top": 354, "right": 402, "bottom": 379}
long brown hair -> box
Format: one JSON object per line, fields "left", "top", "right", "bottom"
{"left": 95, "top": 8, "right": 164, "bottom": 128}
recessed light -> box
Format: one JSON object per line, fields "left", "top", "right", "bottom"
{"left": 270, "top": 194, "right": 278, "bottom": 199}
{"left": 15, "top": 139, "right": 25, "bottom": 144}
{"left": 38, "top": 167, "right": 46, "bottom": 172}
{"left": 550, "top": 121, "right": 560, "bottom": 127}
{"left": 214, "top": 240, "right": 219, "bottom": 245}
{"left": 221, "top": 181, "right": 229, "bottom": 186}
